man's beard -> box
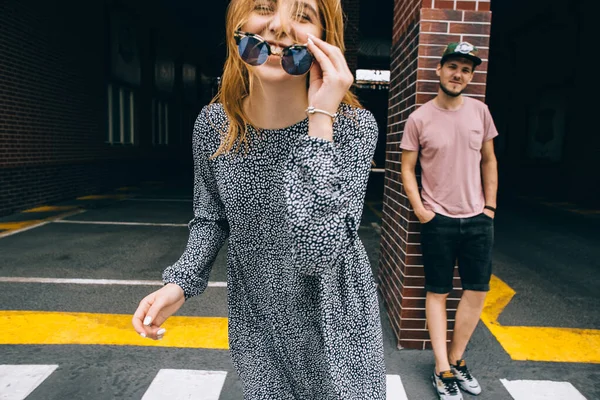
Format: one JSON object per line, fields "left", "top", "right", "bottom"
{"left": 440, "top": 81, "right": 462, "bottom": 97}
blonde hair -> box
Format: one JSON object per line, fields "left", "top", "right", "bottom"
{"left": 210, "top": 0, "right": 362, "bottom": 156}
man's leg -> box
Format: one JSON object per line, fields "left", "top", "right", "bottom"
{"left": 427, "top": 290, "right": 465, "bottom": 399}
{"left": 420, "top": 214, "right": 459, "bottom": 375}
{"left": 447, "top": 290, "right": 487, "bottom": 363}
{"left": 426, "top": 291, "right": 451, "bottom": 374}
{"left": 452, "top": 212, "right": 494, "bottom": 361}
{"left": 447, "top": 213, "right": 494, "bottom": 395}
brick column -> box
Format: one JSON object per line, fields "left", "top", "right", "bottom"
{"left": 379, "top": 0, "right": 492, "bottom": 350}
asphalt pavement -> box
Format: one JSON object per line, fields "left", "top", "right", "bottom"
{"left": 0, "top": 181, "right": 598, "bottom": 399}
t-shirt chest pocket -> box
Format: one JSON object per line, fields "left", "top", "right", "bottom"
{"left": 469, "top": 129, "right": 483, "bottom": 150}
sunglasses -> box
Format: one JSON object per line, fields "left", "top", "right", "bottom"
{"left": 234, "top": 30, "right": 314, "bottom": 76}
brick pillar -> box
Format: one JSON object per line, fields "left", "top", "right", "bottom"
{"left": 341, "top": 0, "right": 359, "bottom": 73}
{"left": 379, "top": 0, "right": 492, "bottom": 350}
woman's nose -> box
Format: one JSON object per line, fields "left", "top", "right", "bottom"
{"left": 267, "top": 5, "right": 294, "bottom": 37}
{"left": 268, "top": 10, "right": 283, "bottom": 32}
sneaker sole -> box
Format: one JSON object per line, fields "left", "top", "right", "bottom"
{"left": 457, "top": 382, "right": 481, "bottom": 396}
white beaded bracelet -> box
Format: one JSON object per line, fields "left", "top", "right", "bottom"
{"left": 305, "top": 106, "right": 338, "bottom": 120}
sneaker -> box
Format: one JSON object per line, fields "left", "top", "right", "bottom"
{"left": 450, "top": 359, "right": 482, "bottom": 395}
{"left": 431, "top": 370, "right": 463, "bottom": 400}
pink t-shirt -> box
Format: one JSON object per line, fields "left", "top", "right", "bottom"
{"left": 400, "top": 97, "right": 498, "bottom": 218}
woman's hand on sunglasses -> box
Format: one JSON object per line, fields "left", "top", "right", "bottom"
{"left": 306, "top": 33, "right": 354, "bottom": 120}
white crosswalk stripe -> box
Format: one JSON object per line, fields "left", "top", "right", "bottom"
{"left": 500, "top": 379, "right": 587, "bottom": 400}
{"left": 386, "top": 374, "right": 409, "bottom": 400}
{"left": 140, "top": 371, "right": 410, "bottom": 399}
{"left": 141, "top": 369, "right": 228, "bottom": 400}
{"left": 0, "top": 365, "right": 591, "bottom": 399}
{"left": 0, "top": 365, "right": 408, "bottom": 399}
{"left": 0, "top": 365, "right": 58, "bottom": 400}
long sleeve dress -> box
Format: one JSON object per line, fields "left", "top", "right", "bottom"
{"left": 162, "top": 103, "right": 386, "bottom": 399}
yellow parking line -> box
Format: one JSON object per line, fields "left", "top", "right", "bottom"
{"left": 0, "top": 220, "right": 44, "bottom": 230}
{"left": 22, "top": 206, "right": 78, "bottom": 213}
{"left": 487, "top": 325, "right": 600, "bottom": 364}
{"left": 0, "top": 209, "right": 85, "bottom": 239}
{"left": 366, "top": 202, "right": 383, "bottom": 218}
{"left": 0, "top": 311, "right": 228, "bottom": 349}
{"left": 572, "top": 209, "right": 600, "bottom": 215}
{"left": 76, "top": 195, "right": 130, "bottom": 200}
{"left": 482, "top": 275, "right": 600, "bottom": 363}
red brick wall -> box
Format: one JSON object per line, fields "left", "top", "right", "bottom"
{"left": 0, "top": 2, "right": 106, "bottom": 168}
{"left": 0, "top": 0, "right": 201, "bottom": 216}
{"left": 422, "top": 0, "right": 490, "bottom": 11}
{"left": 0, "top": 1, "right": 106, "bottom": 215}
{"left": 378, "top": 0, "right": 423, "bottom": 350}
{"left": 380, "top": 0, "right": 492, "bottom": 350}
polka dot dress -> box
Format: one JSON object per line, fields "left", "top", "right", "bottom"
{"left": 163, "top": 103, "right": 386, "bottom": 399}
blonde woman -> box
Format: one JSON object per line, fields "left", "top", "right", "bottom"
{"left": 132, "top": 0, "right": 386, "bottom": 397}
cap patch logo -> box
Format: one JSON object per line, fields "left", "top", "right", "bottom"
{"left": 456, "top": 42, "right": 475, "bottom": 54}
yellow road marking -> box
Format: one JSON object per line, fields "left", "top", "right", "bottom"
{"left": 0, "top": 209, "right": 85, "bottom": 239}
{"left": 572, "top": 209, "right": 600, "bottom": 215}
{"left": 22, "top": 206, "right": 78, "bottom": 213}
{"left": 76, "top": 195, "right": 130, "bottom": 200}
{"left": 116, "top": 187, "right": 139, "bottom": 191}
{"left": 0, "top": 311, "right": 229, "bottom": 349}
{"left": 366, "top": 202, "right": 383, "bottom": 218}
{"left": 0, "top": 221, "right": 44, "bottom": 230}
{"left": 482, "top": 275, "right": 600, "bottom": 363}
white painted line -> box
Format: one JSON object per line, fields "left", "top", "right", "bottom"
{"left": 0, "top": 221, "right": 52, "bottom": 239}
{"left": 500, "top": 379, "right": 587, "bottom": 400}
{"left": 142, "top": 369, "right": 227, "bottom": 400}
{"left": 386, "top": 374, "right": 409, "bottom": 400}
{"left": 0, "top": 209, "right": 86, "bottom": 239}
{"left": 0, "top": 277, "right": 227, "bottom": 287}
{"left": 0, "top": 364, "right": 58, "bottom": 400}
{"left": 53, "top": 220, "right": 188, "bottom": 227}
{"left": 124, "top": 198, "right": 192, "bottom": 202}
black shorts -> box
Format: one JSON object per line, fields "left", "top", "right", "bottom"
{"left": 420, "top": 213, "right": 494, "bottom": 294}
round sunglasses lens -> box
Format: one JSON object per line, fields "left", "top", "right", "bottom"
{"left": 238, "top": 36, "right": 269, "bottom": 66}
{"left": 281, "top": 47, "right": 313, "bottom": 75}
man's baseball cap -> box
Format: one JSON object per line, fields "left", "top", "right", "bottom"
{"left": 440, "top": 42, "right": 482, "bottom": 66}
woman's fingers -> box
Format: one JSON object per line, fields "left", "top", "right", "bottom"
{"left": 132, "top": 293, "right": 167, "bottom": 340}
{"left": 307, "top": 34, "right": 345, "bottom": 70}
{"left": 143, "top": 325, "right": 167, "bottom": 340}
{"left": 308, "top": 57, "right": 323, "bottom": 86}
{"left": 132, "top": 295, "right": 152, "bottom": 337}
{"left": 306, "top": 36, "right": 335, "bottom": 77}
{"left": 307, "top": 34, "right": 353, "bottom": 86}
{"left": 132, "top": 284, "right": 185, "bottom": 341}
